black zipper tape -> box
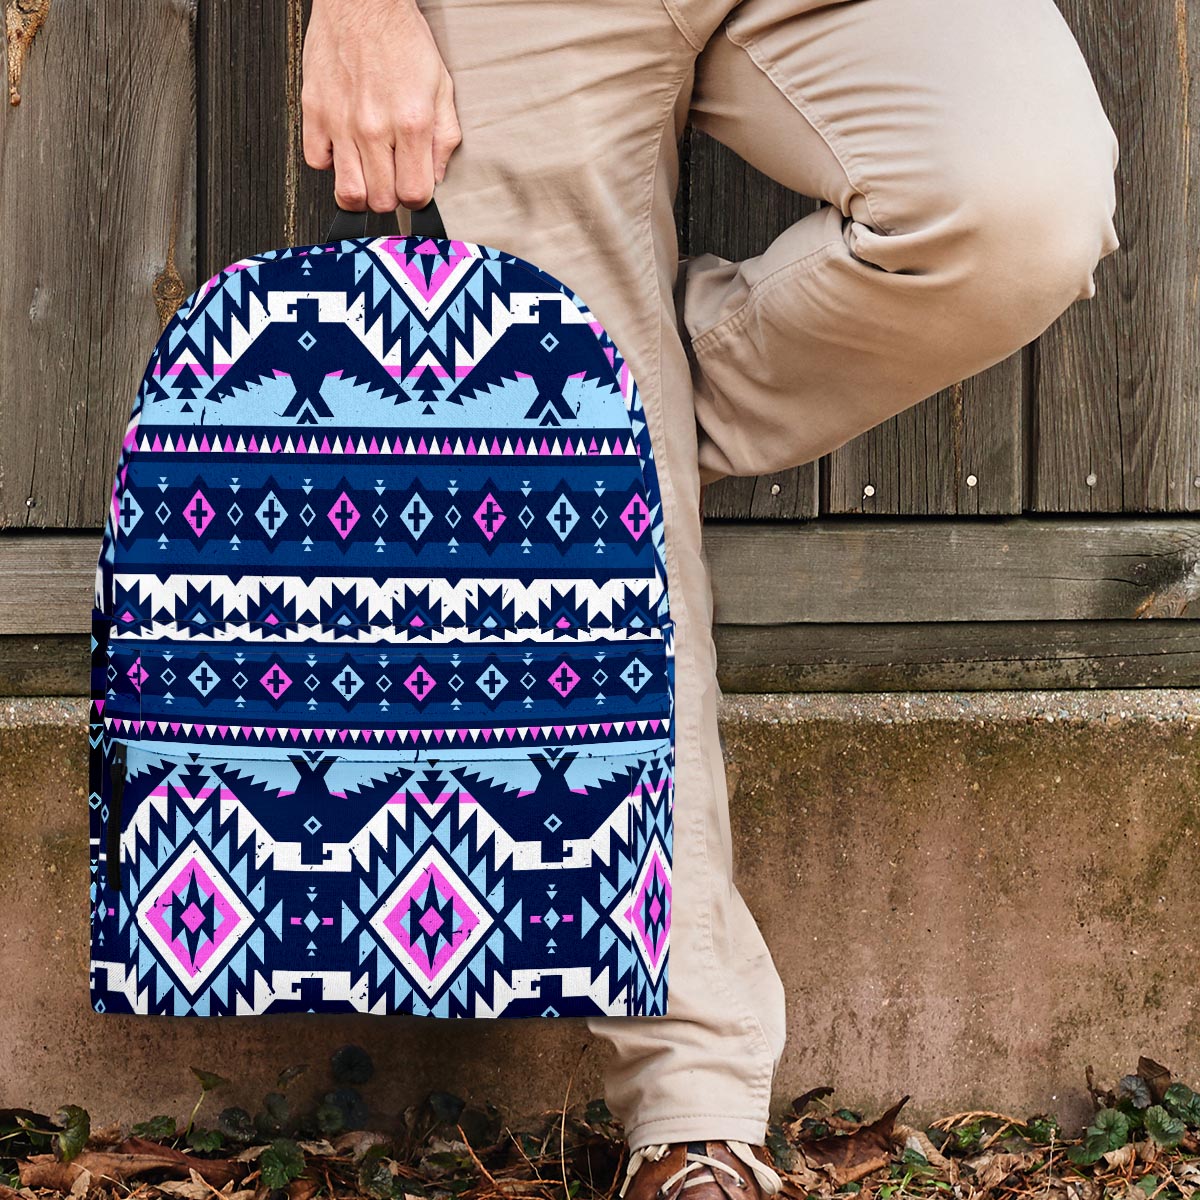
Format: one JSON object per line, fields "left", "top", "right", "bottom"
{"left": 108, "top": 740, "right": 126, "bottom": 894}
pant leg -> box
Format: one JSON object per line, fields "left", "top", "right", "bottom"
{"left": 683, "top": 0, "right": 1122, "bottom": 485}
{"left": 417, "top": 0, "right": 788, "bottom": 1149}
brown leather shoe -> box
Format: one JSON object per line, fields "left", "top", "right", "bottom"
{"left": 618, "top": 1141, "right": 784, "bottom": 1200}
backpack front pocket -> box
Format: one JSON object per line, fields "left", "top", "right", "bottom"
{"left": 91, "top": 730, "right": 671, "bottom": 1019}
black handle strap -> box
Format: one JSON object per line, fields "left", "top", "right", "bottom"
{"left": 325, "top": 197, "right": 446, "bottom": 243}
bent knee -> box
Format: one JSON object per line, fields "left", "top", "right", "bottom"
{"left": 963, "top": 143, "right": 1118, "bottom": 306}
{"left": 853, "top": 137, "right": 1119, "bottom": 348}
{"left": 849, "top": 99, "right": 1120, "bottom": 332}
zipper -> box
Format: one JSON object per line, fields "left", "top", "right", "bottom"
{"left": 108, "top": 740, "right": 126, "bottom": 894}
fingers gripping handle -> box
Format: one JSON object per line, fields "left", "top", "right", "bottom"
{"left": 326, "top": 196, "right": 446, "bottom": 243}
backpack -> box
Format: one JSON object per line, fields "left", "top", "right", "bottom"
{"left": 88, "top": 202, "right": 674, "bottom": 1018}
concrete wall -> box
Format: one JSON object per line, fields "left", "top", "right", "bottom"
{"left": 4, "top": 692, "right": 1200, "bottom": 1134}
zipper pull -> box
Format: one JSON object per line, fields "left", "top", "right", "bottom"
{"left": 108, "top": 741, "right": 127, "bottom": 894}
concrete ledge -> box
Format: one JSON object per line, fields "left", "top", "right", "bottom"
{"left": 4, "top": 693, "right": 1200, "bottom": 1132}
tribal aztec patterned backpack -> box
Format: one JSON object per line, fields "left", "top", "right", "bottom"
{"left": 89, "top": 202, "right": 674, "bottom": 1018}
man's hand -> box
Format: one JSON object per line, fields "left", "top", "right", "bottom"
{"left": 302, "top": 0, "right": 461, "bottom": 212}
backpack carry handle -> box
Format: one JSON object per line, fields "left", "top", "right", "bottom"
{"left": 326, "top": 196, "right": 446, "bottom": 242}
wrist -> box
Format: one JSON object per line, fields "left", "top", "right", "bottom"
{"left": 311, "top": 0, "right": 420, "bottom": 15}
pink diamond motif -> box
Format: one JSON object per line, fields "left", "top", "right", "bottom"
{"left": 419, "top": 907, "right": 445, "bottom": 936}
{"left": 127, "top": 655, "right": 147, "bottom": 692}
{"left": 370, "top": 848, "right": 493, "bottom": 994}
{"left": 403, "top": 666, "right": 435, "bottom": 700}
{"left": 141, "top": 848, "right": 250, "bottom": 985}
{"left": 328, "top": 491, "right": 360, "bottom": 538}
{"left": 261, "top": 663, "right": 292, "bottom": 697}
{"left": 181, "top": 902, "right": 206, "bottom": 932}
{"left": 620, "top": 495, "right": 650, "bottom": 540}
{"left": 549, "top": 661, "right": 580, "bottom": 697}
{"left": 184, "top": 489, "right": 215, "bottom": 537}
{"left": 473, "top": 493, "right": 506, "bottom": 540}
{"left": 630, "top": 839, "right": 671, "bottom": 978}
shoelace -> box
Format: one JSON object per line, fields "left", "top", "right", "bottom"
{"left": 619, "top": 1141, "right": 783, "bottom": 1199}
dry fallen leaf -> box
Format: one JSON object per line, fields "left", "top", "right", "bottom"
{"left": 284, "top": 1177, "right": 319, "bottom": 1200}
{"left": 894, "top": 1124, "right": 951, "bottom": 1169}
{"left": 799, "top": 1097, "right": 909, "bottom": 1186}
{"left": 331, "top": 1130, "right": 393, "bottom": 1162}
{"left": 966, "top": 1150, "right": 1037, "bottom": 1191}
{"left": 1102, "top": 1144, "right": 1136, "bottom": 1169}
{"left": 1139, "top": 1057, "right": 1173, "bottom": 1105}
{"left": 156, "top": 1174, "right": 217, "bottom": 1200}
{"left": 19, "top": 1145, "right": 244, "bottom": 1194}
{"left": 486, "top": 1181, "right": 551, "bottom": 1197}
{"left": 296, "top": 1140, "right": 337, "bottom": 1157}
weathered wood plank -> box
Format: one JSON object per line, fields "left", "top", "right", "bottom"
{"left": 704, "top": 468, "right": 819, "bottom": 521}
{"left": 0, "top": 538, "right": 97, "bottom": 633}
{"left": 0, "top": 0, "right": 196, "bottom": 529}
{"left": 714, "top": 620, "right": 1200, "bottom": 692}
{"left": 703, "top": 518, "right": 1200, "bottom": 624}
{"left": 0, "top": 636, "right": 89, "bottom": 696}
{"left": 11, "top": 519, "right": 1200, "bottom": 635}
{"left": 1033, "top": 0, "right": 1197, "bottom": 513}
{"left": 685, "top": 131, "right": 819, "bottom": 284}
{"left": 823, "top": 353, "right": 1026, "bottom": 516}
{"left": 198, "top": 0, "right": 292, "bottom": 269}
{"left": 199, "top": 0, "right": 396, "bottom": 278}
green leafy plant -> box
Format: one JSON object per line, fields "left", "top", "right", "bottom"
{"left": 1068, "top": 1108, "right": 1131, "bottom": 1165}
{"left": 217, "top": 1106, "right": 256, "bottom": 1145}
{"left": 950, "top": 1121, "right": 983, "bottom": 1152}
{"left": 1023, "top": 1115, "right": 1062, "bottom": 1145}
{"left": 185, "top": 1067, "right": 229, "bottom": 1138}
{"left": 332, "top": 1045, "right": 375, "bottom": 1086}
{"left": 52, "top": 1107, "right": 90, "bottom": 1164}
{"left": 358, "top": 1144, "right": 397, "bottom": 1199}
{"left": 1118, "top": 1075, "right": 1154, "bottom": 1111}
{"left": 259, "top": 1137, "right": 306, "bottom": 1189}
{"left": 1163, "top": 1083, "right": 1200, "bottom": 1127}
{"left": 187, "top": 1127, "right": 224, "bottom": 1153}
{"left": 1145, "top": 1106, "right": 1186, "bottom": 1149}
{"left": 4, "top": 1107, "right": 92, "bottom": 1166}
{"left": 255, "top": 1091, "right": 289, "bottom": 1138}
{"left": 132, "top": 1115, "right": 177, "bottom": 1140}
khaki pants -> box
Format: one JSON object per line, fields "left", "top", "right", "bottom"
{"left": 419, "top": 0, "right": 1121, "bottom": 1148}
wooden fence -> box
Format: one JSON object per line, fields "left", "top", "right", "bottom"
{"left": 0, "top": 0, "right": 1196, "bottom": 694}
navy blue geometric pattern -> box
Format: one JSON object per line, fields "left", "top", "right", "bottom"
{"left": 89, "top": 232, "right": 673, "bottom": 1017}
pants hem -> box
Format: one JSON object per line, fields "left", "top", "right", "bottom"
{"left": 625, "top": 1113, "right": 770, "bottom": 1153}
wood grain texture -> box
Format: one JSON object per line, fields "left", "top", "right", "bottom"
{"left": 703, "top": 518, "right": 1200, "bottom": 624}
{"left": 0, "top": 537, "right": 98, "bottom": 633}
{"left": 0, "top": 635, "right": 89, "bottom": 695}
{"left": 822, "top": 354, "right": 1025, "bottom": 516}
{"left": 714, "top": 620, "right": 1200, "bottom": 692}
{"left": 1034, "top": 0, "right": 1198, "bottom": 513}
{"left": 0, "top": 0, "right": 196, "bottom": 529}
